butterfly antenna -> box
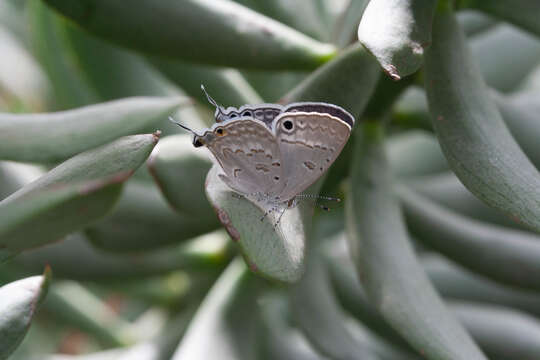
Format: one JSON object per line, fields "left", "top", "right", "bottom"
{"left": 296, "top": 193, "right": 341, "bottom": 211}
{"left": 168, "top": 116, "right": 198, "bottom": 135}
{"left": 201, "top": 84, "right": 224, "bottom": 113}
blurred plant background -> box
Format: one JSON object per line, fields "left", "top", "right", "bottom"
{"left": 1, "top": 0, "right": 540, "bottom": 359}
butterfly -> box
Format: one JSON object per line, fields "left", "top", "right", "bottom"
{"left": 172, "top": 86, "right": 354, "bottom": 222}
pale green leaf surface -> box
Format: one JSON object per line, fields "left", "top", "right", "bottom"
{"left": 424, "top": 4, "right": 540, "bottom": 232}
{"left": 42, "top": 0, "right": 336, "bottom": 70}
{"left": 147, "top": 135, "right": 215, "bottom": 218}
{"left": 398, "top": 185, "right": 540, "bottom": 290}
{"left": 461, "top": 0, "right": 540, "bottom": 38}
{"left": 171, "top": 259, "right": 262, "bottom": 360}
{"left": 0, "top": 134, "right": 157, "bottom": 254}
{"left": 0, "top": 269, "right": 51, "bottom": 360}
{"left": 346, "top": 121, "right": 487, "bottom": 360}
{"left": 290, "top": 254, "right": 378, "bottom": 360}
{"left": 451, "top": 302, "right": 540, "bottom": 359}
{"left": 86, "top": 181, "right": 219, "bottom": 252}
{"left": 0, "top": 97, "right": 181, "bottom": 162}
{"left": 358, "top": 0, "right": 437, "bottom": 79}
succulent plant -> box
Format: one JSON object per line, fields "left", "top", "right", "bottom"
{"left": 1, "top": 0, "right": 540, "bottom": 359}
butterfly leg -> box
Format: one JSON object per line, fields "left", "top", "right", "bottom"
{"left": 260, "top": 206, "right": 277, "bottom": 222}
{"left": 274, "top": 207, "right": 287, "bottom": 228}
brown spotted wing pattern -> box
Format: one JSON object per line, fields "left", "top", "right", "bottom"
{"left": 205, "top": 119, "right": 286, "bottom": 197}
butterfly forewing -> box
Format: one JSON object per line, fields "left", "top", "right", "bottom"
{"left": 273, "top": 112, "right": 352, "bottom": 201}
{"left": 206, "top": 119, "right": 285, "bottom": 197}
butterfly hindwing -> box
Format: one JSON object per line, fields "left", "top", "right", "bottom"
{"left": 273, "top": 112, "right": 352, "bottom": 201}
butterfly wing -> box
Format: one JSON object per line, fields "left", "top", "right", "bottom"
{"left": 273, "top": 112, "right": 352, "bottom": 201}
{"left": 205, "top": 118, "right": 285, "bottom": 197}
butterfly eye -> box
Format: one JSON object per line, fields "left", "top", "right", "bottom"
{"left": 283, "top": 120, "right": 294, "bottom": 130}
{"left": 215, "top": 128, "right": 226, "bottom": 136}
{"left": 194, "top": 139, "right": 204, "bottom": 147}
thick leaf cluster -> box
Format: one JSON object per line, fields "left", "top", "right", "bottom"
{"left": 1, "top": 0, "right": 540, "bottom": 359}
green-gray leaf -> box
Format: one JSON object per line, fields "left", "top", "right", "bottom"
{"left": 358, "top": 0, "right": 437, "bottom": 79}
{"left": 0, "top": 268, "right": 51, "bottom": 360}
{"left": 346, "top": 121, "right": 487, "bottom": 360}
{"left": 460, "top": 0, "right": 540, "bottom": 38}
{"left": 41, "top": 0, "right": 336, "bottom": 70}
{"left": 171, "top": 258, "right": 262, "bottom": 360}
{"left": 424, "top": 2, "right": 540, "bottom": 233}
{"left": 205, "top": 166, "right": 308, "bottom": 283}
{"left": 0, "top": 134, "right": 158, "bottom": 256}
{"left": 398, "top": 185, "right": 540, "bottom": 291}
{"left": 0, "top": 97, "right": 182, "bottom": 162}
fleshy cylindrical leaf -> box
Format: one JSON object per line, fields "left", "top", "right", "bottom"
{"left": 0, "top": 268, "right": 51, "bottom": 360}
{"left": 0, "top": 97, "right": 182, "bottom": 162}
{"left": 358, "top": 0, "right": 437, "bottom": 79}
{"left": 171, "top": 259, "right": 262, "bottom": 360}
{"left": 460, "top": 0, "right": 540, "bottom": 38}
{"left": 86, "top": 181, "right": 219, "bottom": 252}
{"left": 290, "top": 254, "right": 378, "bottom": 360}
{"left": 42, "top": 0, "right": 336, "bottom": 70}
{"left": 424, "top": 3, "right": 540, "bottom": 233}
{"left": 451, "top": 302, "right": 540, "bottom": 359}
{"left": 147, "top": 135, "right": 215, "bottom": 218}
{"left": 0, "top": 134, "right": 158, "bottom": 255}
{"left": 399, "top": 185, "right": 540, "bottom": 291}
{"left": 346, "top": 121, "right": 487, "bottom": 360}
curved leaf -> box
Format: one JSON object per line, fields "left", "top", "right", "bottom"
{"left": 282, "top": 43, "right": 380, "bottom": 115}
{"left": 205, "top": 166, "right": 307, "bottom": 283}
{"left": 451, "top": 302, "right": 540, "bottom": 359}
{"left": 469, "top": 25, "right": 540, "bottom": 93}
{"left": 0, "top": 175, "right": 126, "bottom": 256}
{"left": 171, "top": 258, "right": 262, "bottom": 360}
{"left": 358, "top": 0, "right": 437, "bottom": 79}
{"left": 28, "top": 0, "right": 98, "bottom": 110}
{"left": 0, "top": 97, "right": 182, "bottom": 162}
{"left": 406, "top": 172, "right": 527, "bottom": 229}
{"left": 86, "top": 181, "right": 219, "bottom": 252}
{"left": 233, "top": 0, "right": 329, "bottom": 41}
{"left": 326, "top": 244, "right": 415, "bottom": 351}
{"left": 494, "top": 92, "right": 540, "bottom": 170}
{"left": 290, "top": 254, "right": 378, "bottom": 360}
{"left": 398, "top": 185, "right": 540, "bottom": 291}
{"left": 45, "top": 281, "right": 132, "bottom": 347}
{"left": 424, "top": 3, "right": 540, "bottom": 233}
{"left": 42, "top": 0, "right": 336, "bottom": 70}
{"left": 147, "top": 135, "right": 215, "bottom": 218}
{"left": 259, "top": 293, "right": 325, "bottom": 360}
{"left": 0, "top": 162, "right": 44, "bottom": 201}
{"left": 0, "top": 26, "right": 50, "bottom": 112}
{"left": 423, "top": 255, "right": 540, "bottom": 319}
{"left": 460, "top": 0, "right": 540, "bottom": 38}
{"left": 386, "top": 130, "right": 448, "bottom": 177}
{"left": 0, "top": 268, "right": 51, "bottom": 360}
{"left": 62, "top": 22, "right": 177, "bottom": 101}
{"left": 0, "top": 134, "right": 158, "bottom": 255}
{"left": 15, "top": 231, "right": 229, "bottom": 280}
{"left": 457, "top": 10, "right": 497, "bottom": 36}
{"left": 332, "top": 0, "right": 369, "bottom": 48}
{"left": 151, "top": 58, "right": 263, "bottom": 108}
{"left": 346, "top": 121, "right": 487, "bottom": 360}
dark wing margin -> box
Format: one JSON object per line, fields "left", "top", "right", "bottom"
{"left": 283, "top": 102, "right": 355, "bottom": 128}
